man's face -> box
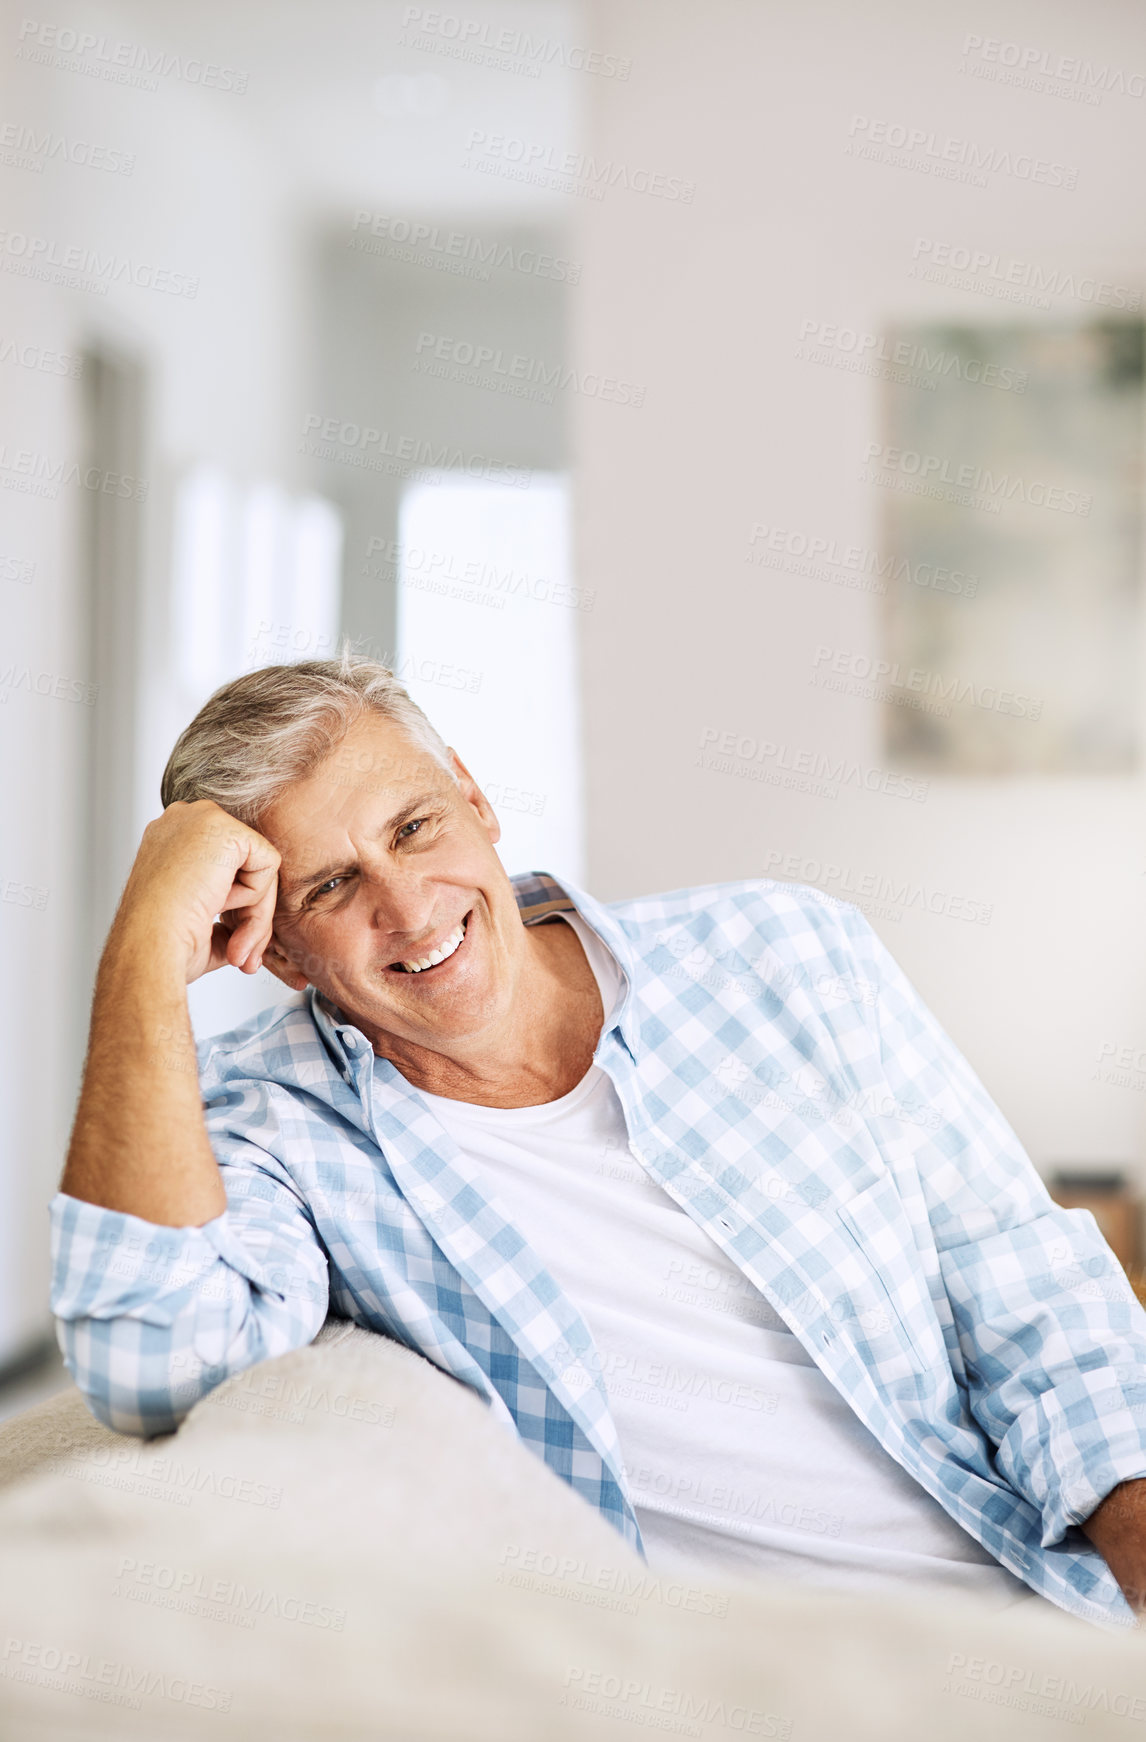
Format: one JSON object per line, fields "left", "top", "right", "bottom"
{"left": 257, "top": 712, "right": 526, "bottom": 1056}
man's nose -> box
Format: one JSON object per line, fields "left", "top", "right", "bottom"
{"left": 361, "top": 867, "right": 439, "bottom": 943}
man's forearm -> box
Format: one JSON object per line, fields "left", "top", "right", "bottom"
{"left": 1081, "top": 1479, "right": 1146, "bottom": 1615}
{"left": 60, "top": 925, "right": 226, "bottom": 1226}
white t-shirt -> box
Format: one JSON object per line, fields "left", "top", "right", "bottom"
{"left": 418, "top": 913, "right": 1036, "bottom": 1606}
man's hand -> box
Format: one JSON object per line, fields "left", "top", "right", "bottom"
{"left": 60, "top": 800, "right": 286, "bottom": 1225}
{"left": 1081, "top": 1479, "right": 1146, "bottom": 1616}
{"left": 113, "top": 800, "right": 282, "bottom": 984}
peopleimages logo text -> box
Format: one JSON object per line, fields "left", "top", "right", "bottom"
{"left": 350, "top": 211, "right": 581, "bottom": 283}
{"left": 0, "top": 228, "right": 197, "bottom": 296}
{"left": 910, "top": 238, "right": 1140, "bottom": 310}
{"left": 847, "top": 116, "right": 1078, "bottom": 189}
{"left": 960, "top": 34, "right": 1145, "bottom": 99}
{"left": 697, "top": 726, "right": 929, "bottom": 803}
{"left": 811, "top": 644, "right": 1043, "bottom": 720}
{"left": 748, "top": 524, "right": 979, "bottom": 597}
{"left": 413, "top": 330, "right": 645, "bottom": 407}
{"left": 400, "top": 7, "right": 631, "bottom": 77}
{"left": 760, "top": 852, "right": 993, "bottom": 926}
{"left": 0, "top": 121, "right": 134, "bottom": 174}
{"left": 798, "top": 321, "right": 1026, "bottom": 391}
{"left": 16, "top": 19, "right": 248, "bottom": 92}
{"left": 464, "top": 132, "right": 696, "bottom": 202}
{"left": 863, "top": 442, "right": 1090, "bottom": 516}
{"left": 300, "top": 413, "right": 530, "bottom": 489}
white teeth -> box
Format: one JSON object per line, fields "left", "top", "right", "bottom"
{"left": 398, "top": 920, "right": 466, "bottom": 974}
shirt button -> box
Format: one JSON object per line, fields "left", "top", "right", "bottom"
{"left": 343, "top": 1033, "right": 358, "bottom": 1052}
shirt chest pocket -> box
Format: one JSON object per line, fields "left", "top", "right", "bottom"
{"left": 834, "top": 1173, "right": 947, "bottom": 1384}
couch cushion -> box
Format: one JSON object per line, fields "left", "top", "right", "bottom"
{"left": 1, "top": 1318, "right": 1144, "bottom": 1740}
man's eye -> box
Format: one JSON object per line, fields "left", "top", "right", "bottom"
{"left": 311, "top": 877, "right": 344, "bottom": 900}
{"left": 397, "top": 818, "right": 426, "bottom": 840}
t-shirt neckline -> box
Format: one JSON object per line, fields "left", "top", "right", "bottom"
{"left": 417, "top": 911, "right": 623, "bottom": 1124}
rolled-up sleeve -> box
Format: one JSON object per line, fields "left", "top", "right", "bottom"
{"left": 50, "top": 1120, "right": 330, "bottom": 1436}
{"left": 840, "top": 903, "right": 1146, "bottom": 1545}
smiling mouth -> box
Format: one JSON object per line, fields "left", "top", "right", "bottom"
{"left": 388, "top": 913, "right": 470, "bottom": 974}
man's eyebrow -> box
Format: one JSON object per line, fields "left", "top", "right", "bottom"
{"left": 280, "top": 791, "right": 443, "bottom": 898}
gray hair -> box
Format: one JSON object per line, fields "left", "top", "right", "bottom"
{"left": 160, "top": 652, "right": 458, "bottom": 827}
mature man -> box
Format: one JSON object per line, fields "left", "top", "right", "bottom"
{"left": 53, "top": 656, "right": 1146, "bottom": 1627}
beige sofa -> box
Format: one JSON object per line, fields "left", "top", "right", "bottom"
{"left": 1, "top": 1317, "right": 1145, "bottom": 1740}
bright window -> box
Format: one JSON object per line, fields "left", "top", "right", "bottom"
{"left": 168, "top": 466, "right": 343, "bottom": 1038}
{"left": 395, "top": 473, "right": 584, "bottom": 882}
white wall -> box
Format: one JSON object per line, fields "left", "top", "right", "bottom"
{"left": 574, "top": 0, "right": 1146, "bottom": 1178}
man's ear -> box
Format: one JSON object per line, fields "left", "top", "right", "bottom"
{"left": 260, "top": 935, "right": 310, "bottom": 993}
{"left": 448, "top": 748, "right": 500, "bottom": 846}
{"left": 217, "top": 909, "right": 309, "bottom": 992}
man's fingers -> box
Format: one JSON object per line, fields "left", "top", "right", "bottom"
{"left": 217, "top": 878, "right": 266, "bottom": 916}
{"left": 206, "top": 831, "right": 279, "bottom": 930}
{"left": 217, "top": 837, "right": 281, "bottom": 923}
{"left": 245, "top": 869, "right": 280, "bottom": 971}
{"left": 226, "top": 915, "right": 269, "bottom": 972}
{"left": 206, "top": 922, "right": 235, "bottom": 975}
{"left": 227, "top": 867, "right": 279, "bottom": 972}
{"left": 235, "top": 828, "right": 281, "bottom": 882}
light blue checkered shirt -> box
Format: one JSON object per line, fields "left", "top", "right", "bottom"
{"left": 51, "top": 871, "right": 1146, "bottom": 1626}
